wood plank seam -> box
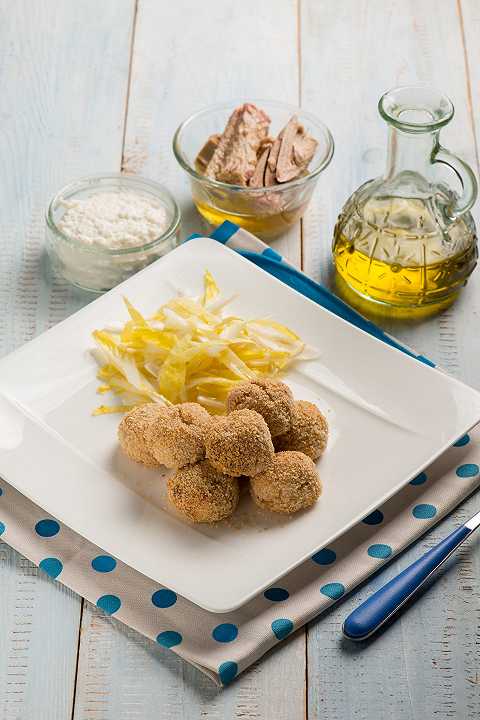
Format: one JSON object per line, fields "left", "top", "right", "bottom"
{"left": 457, "top": 0, "right": 480, "bottom": 173}
{"left": 297, "top": 3, "right": 309, "bottom": 716}
{"left": 121, "top": 0, "right": 140, "bottom": 172}
{"left": 297, "top": 0, "right": 305, "bottom": 273}
{"left": 299, "top": 2, "right": 309, "bottom": 714}
{"left": 69, "top": 599, "right": 85, "bottom": 720}
{"left": 70, "top": 3, "right": 140, "bottom": 713}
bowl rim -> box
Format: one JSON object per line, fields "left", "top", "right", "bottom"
{"left": 172, "top": 99, "right": 335, "bottom": 193}
{"left": 45, "top": 173, "right": 182, "bottom": 256}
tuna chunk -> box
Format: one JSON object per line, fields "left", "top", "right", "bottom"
{"left": 265, "top": 132, "right": 282, "bottom": 185}
{"left": 293, "top": 134, "right": 318, "bottom": 167}
{"left": 195, "top": 134, "right": 221, "bottom": 173}
{"left": 197, "top": 105, "right": 318, "bottom": 190}
{"left": 275, "top": 116, "right": 318, "bottom": 182}
{"left": 248, "top": 145, "right": 271, "bottom": 188}
{"left": 258, "top": 136, "right": 274, "bottom": 154}
{"left": 205, "top": 104, "right": 271, "bottom": 186}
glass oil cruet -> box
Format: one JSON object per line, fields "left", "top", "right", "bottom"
{"left": 333, "top": 85, "right": 478, "bottom": 318}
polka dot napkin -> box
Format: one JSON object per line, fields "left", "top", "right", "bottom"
{"left": 1, "top": 224, "right": 479, "bottom": 686}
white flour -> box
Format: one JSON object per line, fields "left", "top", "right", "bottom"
{"left": 58, "top": 191, "right": 169, "bottom": 249}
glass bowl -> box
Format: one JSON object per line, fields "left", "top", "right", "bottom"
{"left": 173, "top": 100, "right": 334, "bottom": 239}
{"left": 45, "top": 174, "right": 181, "bottom": 293}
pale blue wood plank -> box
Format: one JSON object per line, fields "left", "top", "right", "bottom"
{"left": 0, "top": 1, "right": 135, "bottom": 718}
{"left": 73, "top": 0, "right": 306, "bottom": 716}
{"left": 302, "top": 1, "right": 480, "bottom": 718}
{"left": 0, "top": 543, "right": 81, "bottom": 720}
{"left": 73, "top": 601, "right": 306, "bottom": 719}
{"left": 121, "top": 0, "right": 303, "bottom": 264}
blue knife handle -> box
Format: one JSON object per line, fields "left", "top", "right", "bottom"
{"left": 343, "top": 524, "right": 471, "bottom": 641}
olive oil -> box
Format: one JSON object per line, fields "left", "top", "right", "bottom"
{"left": 333, "top": 86, "right": 478, "bottom": 317}
{"left": 333, "top": 193, "right": 477, "bottom": 318}
{"left": 193, "top": 198, "right": 306, "bottom": 239}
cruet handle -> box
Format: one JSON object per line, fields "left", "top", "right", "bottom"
{"left": 432, "top": 143, "right": 478, "bottom": 220}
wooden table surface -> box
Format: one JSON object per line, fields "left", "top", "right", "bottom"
{"left": 1, "top": 1, "right": 480, "bottom": 717}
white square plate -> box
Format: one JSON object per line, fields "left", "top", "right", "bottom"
{"left": 1, "top": 238, "right": 480, "bottom": 613}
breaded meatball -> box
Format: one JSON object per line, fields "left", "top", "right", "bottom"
{"left": 118, "top": 403, "right": 166, "bottom": 467}
{"left": 146, "top": 402, "right": 211, "bottom": 469}
{"left": 274, "top": 400, "right": 328, "bottom": 460}
{"left": 226, "top": 378, "right": 295, "bottom": 437}
{"left": 168, "top": 461, "right": 239, "bottom": 523}
{"left": 177, "top": 402, "right": 211, "bottom": 426}
{"left": 250, "top": 451, "right": 321, "bottom": 514}
{"left": 205, "top": 409, "right": 274, "bottom": 477}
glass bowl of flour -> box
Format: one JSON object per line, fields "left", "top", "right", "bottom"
{"left": 46, "top": 174, "right": 181, "bottom": 292}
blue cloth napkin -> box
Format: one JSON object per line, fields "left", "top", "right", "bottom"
{"left": 188, "top": 221, "right": 435, "bottom": 367}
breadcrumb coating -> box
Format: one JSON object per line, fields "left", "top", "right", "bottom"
{"left": 274, "top": 400, "right": 328, "bottom": 460}
{"left": 226, "top": 378, "right": 295, "bottom": 437}
{"left": 118, "top": 403, "right": 166, "bottom": 467}
{"left": 168, "top": 461, "right": 239, "bottom": 523}
{"left": 250, "top": 450, "right": 321, "bottom": 514}
{"left": 205, "top": 409, "right": 274, "bottom": 477}
{"left": 146, "top": 402, "right": 211, "bottom": 469}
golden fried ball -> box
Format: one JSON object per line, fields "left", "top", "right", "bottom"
{"left": 146, "top": 402, "right": 211, "bottom": 469}
{"left": 226, "top": 378, "right": 295, "bottom": 437}
{"left": 168, "top": 461, "right": 239, "bottom": 523}
{"left": 205, "top": 409, "right": 274, "bottom": 477}
{"left": 274, "top": 400, "right": 328, "bottom": 460}
{"left": 118, "top": 403, "right": 166, "bottom": 467}
{"left": 250, "top": 451, "right": 321, "bottom": 514}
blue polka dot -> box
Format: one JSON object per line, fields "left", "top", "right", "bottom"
{"left": 412, "top": 503, "right": 437, "bottom": 519}
{"left": 218, "top": 661, "right": 238, "bottom": 685}
{"left": 212, "top": 623, "right": 238, "bottom": 643}
{"left": 156, "top": 630, "right": 182, "bottom": 648}
{"left": 410, "top": 471, "right": 427, "bottom": 486}
{"left": 311, "top": 548, "right": 337, "bottom": 565}
{"left": 453, "top": 434, "right": 470, "bottom": 447}
{"left": 362, "top": 509, "right": 384, "bottom": 525}
{"left": 367, "top": 543, "right": 392, "bottom": 559}
{"left": 456, "top": 463, "right": 479, "bottom": 478}
{"left": 264, "top": 587, "right": 289, "bottom": 601}
{"left": 271, "top": 618, "right": 294, "bottom": 640}
{"left": 151, "top": 589, "right": 177, "bottom": 608}
{"left": 96, "top": 594, "right": 121, "bottom": 615}
{"left": 39, "top": 557, "right": 63, "bottom": 578}
{"left": 35, "top": 519, "right": 60, "bottom": 537}
{"left": 0, "top": 521, "right": 5, "bottom": 536}
{"left": 91, "top": 555, "right": 117, "bottom": 573}
{"left": 320, "top": 582, "right": 345, "bottom": 600}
